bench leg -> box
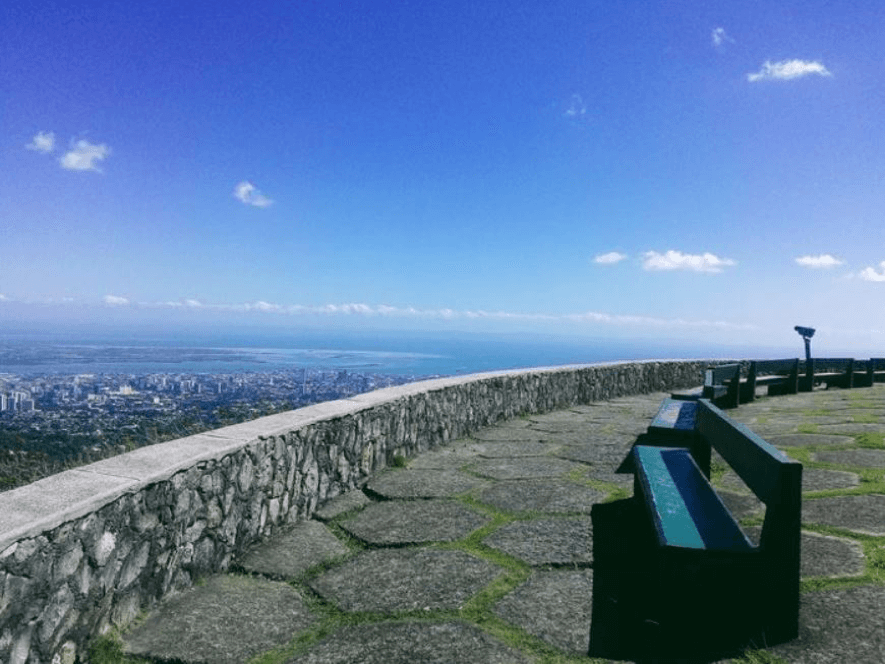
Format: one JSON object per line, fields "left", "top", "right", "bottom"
{"left": 588, "top": 499, "right": 648, "bottom": 660}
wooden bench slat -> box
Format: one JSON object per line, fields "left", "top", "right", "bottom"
{"left": 695, "top": 399, "right": 799, "bottom": 506}
{"left": 702, "top": 364, "right": 741, "bottom": 408}
{"left": 633, "top": 446, "right": 754, "bottom": 552}
{"left": 649, "top": 398, "right": 697, "bottom": 433}
{"left": 634, "top": 447, "right": 705, "bottom": 549}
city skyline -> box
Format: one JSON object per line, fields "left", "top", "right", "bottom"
{"left": 3, "top": 1, "right": 885, "bottom": 354}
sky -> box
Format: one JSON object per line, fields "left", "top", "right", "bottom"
{"left": 3, "top": 0, "right": 885, "bottom": 355}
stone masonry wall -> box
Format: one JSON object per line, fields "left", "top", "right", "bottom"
{"left": 0, "top": 360, "right": 715, "bottom": 663}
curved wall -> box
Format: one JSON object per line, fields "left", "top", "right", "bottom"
{"left": 0, "top": 360, "right": 714, "bottom": 663}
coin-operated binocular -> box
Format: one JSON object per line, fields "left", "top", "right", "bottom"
{"left": 794, "top": 326, "right": 815, "bottom": 362}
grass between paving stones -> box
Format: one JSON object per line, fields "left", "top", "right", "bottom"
{"left": 801, "top": 407, "right": 834, "bottom": 417}
{"left": 87, "top": 632, "right": 153, "bottom": 664}
{"left": 563, "top": 465, "right": 632, "bottom": 502}
{"left": 796, "top": 521, "right": 885, "bottom": 593}
{"left": 443, "top": 498, "right": 611, "bottom": 664}
{"left": 856, "top": 431, "right": 885, "bottom": 448}
{"left": 796, "top": 423, "right": 818, "bottom": 434}
{"left": 246, "top": 493, "right": 611, "bottom": 664}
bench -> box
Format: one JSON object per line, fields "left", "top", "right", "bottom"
{"left": 849, "top": 359, "right": 876, "bottom": 388}
{"left": 640, "top": 397, "right": 709, "bottom": 475}
{"left": 701, "top": 363, "right": 741, "bottom": 409}
{"left": 627, "top": 398, "right": 802, "bottom": 655}
{"left": 740, "top": 358, "right": 800, "bottom": 403}
{"left": 805, "top": 358, "right": 855, "bottom": 390}
{"left": 872, "top": 358, "right": 885, "bottom": 383}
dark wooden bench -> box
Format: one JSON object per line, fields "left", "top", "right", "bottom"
{"left": 872, "top": 358, "right": 885, "bottom": 383}
{"left": 805, "top": 358, "right": 855, "bottom": 389}
{"left": 850, "top": 359, "right": 876, "bottom": 388}
{"left": 627, "top": 398, "right": 802, "bottom": 654}
{"left": 701, "top": 363, "right": 741, "bottom": 408}
{"left": 641, "top": 397, "right": 709, "bottom": 475}
{"left": 740, "top": 358, "right": 800, "bottom": 403}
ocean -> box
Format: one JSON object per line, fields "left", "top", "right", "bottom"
{"left": 0, "top": 328, "right": 789, "bottom": 378}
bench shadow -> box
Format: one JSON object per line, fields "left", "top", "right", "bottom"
{"left": 589, "top": 498, "right": 767, "bottom": 664}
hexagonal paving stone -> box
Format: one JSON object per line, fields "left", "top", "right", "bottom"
{"left": 494, "top": 569, "right": 593, "bottom": 655}
{"left": 803, "top": 494, "right": 885, "bottom": 535}
{"left": 744, "top": 527, "right": 866, "bottom": 578}
{"left": 367, "top": 469, "right": 486, "bottom": 498}
{"left": 554, "top": 444, "right": 631, "bottom": 466}
{"left": 239, "top": 520, "right": 348, "bottom": 579}
{"left": 288, "top": 621, "right": 530, "bottom": 664}
{"left": 748, "top": 423, "right": 800, "bottom": 437}
{"left": 845, "top": 410, "right": 885, "bottom": 421}
{"left": 799, "top": 531, "right": 866, "bottom": 578}
{"left": 717, "top": 490, "right": 764, "bottom": 521}
{"left": 406, "top": 442, "right": 482, "bottom": 470}
{"left": 476, "top": 480, "right": 605, "bottom": 514}
{"left": 469, "top": 456, "right": 584, "bottom": 480}
{"left": 309, "top": 549, "right": 501, "bottom": 613}
{"left": 124, "top": 575, "right": 316, "bottom": 664}
{"left": 798, "top": 416, "right": 855, "bottom": 425}
{"left": 721, "top": 468, "right": 860, "bottom": 493}
{"left": 814, "top": 448, "right": 885, "bottom": 467}
{"left": 767, "top": 433, "right": 856, "bottom": 447}
{"left": 339, "top": 500, "right": 489, "bottom": 545}
{"left": 817, "top": 422, "right": 885, "bottom": 435}
{"left": 472, "top": 441, "right": 562, "bottom": 457}
{"left": 470, "top": 427, "right": 550, "bottom": 443}
{"left": 314, "top": 490, "right": 371, "bottom": 521}
{"left": 483, "top": 517, "right": 593, "bottom": 566}
{"left": 529, "top": 409, "right": 599, "bottom": 427}
{"left": 770, "top": 586, "right": 885, "bottom": 664}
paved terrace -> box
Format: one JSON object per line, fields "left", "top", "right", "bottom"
{"left": 119, "top": 387, "right": 885, "bottom": 664}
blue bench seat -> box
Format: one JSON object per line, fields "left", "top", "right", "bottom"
{"left": 631, "top": 446, "right": 753, "bottom": 552}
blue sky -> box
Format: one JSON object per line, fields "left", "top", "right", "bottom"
{"left": 3, "top": 0, "right": 885, "bottom": 354}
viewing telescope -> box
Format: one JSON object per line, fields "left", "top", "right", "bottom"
{"left": 794, "top": 326, "right": 815, "bottom": 362}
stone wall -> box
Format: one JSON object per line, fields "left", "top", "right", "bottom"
{"left": 0, "top": 360, "right": 714, "bottom": 663}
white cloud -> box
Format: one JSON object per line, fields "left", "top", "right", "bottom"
{"left": 564, "top": 94, "right": 586, "bottom": 118}
{"left": 60, "top": 139, "right": 111, "bottom": 172}
{"left": 234, "top": 181, "right": 273, "bottom": 208}
{"left": 26, "top": 131, "right": 56, "bottom": 153}
{"left": 860, "top": 262, "right": 885, "bottom": 282}
{"left": 103, "top": 294, "right": 129, "bottom": 306}
{"left": 594, "top": 251, "right": 627, "bottom": 265}
{"left": 135, "top": 297, "right": 749, "bottom": 330}
{"left": 711, "top": 27, "right": 734, "bottom": 48}
{"left": 0, "top": 294, "right": 7, "bottom": 301}
{"left": 747, "top": 59, "right": 831, "bottom": 82}
{"left": 642, "top": 250, "right": 736, "bottom": 273}
{"left": 795, "top": 254, "right": 843, "bottom": 269}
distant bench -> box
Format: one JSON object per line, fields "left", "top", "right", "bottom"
{"left": 701, "top": 363, "right": 741, "bottom": 408}
{"left": 804, "top": 358, "right": 885, "bottom": 389}
{"left": 687, "top": 357, "right": 883, "bottom": 409}
{"left": 806, "top": 357, "right": 856, "bottom": 390}
{"left": 626, "top": 397, "right": 802, "bottom": 654}
{"left": 741, "top": 359, "right": 800, "bottom": 402}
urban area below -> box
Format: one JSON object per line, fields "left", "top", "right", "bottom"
{"left": 0, "top": 368, "right": 423, "bottom": 491}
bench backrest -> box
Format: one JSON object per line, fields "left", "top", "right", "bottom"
{"left": 695, "top": 399, "right": 800, "bottom": 507}
{"left": 705, "top": 363, "right": 740, "bottom": 386}
{"left": 751, "top": 359, "right": 799, "bottom": 376}
{"left": 694, "top": 398, "right": 802, "bottom": 642}
{"left": 810, "top": 357, "right": 854, "bottom": 373}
